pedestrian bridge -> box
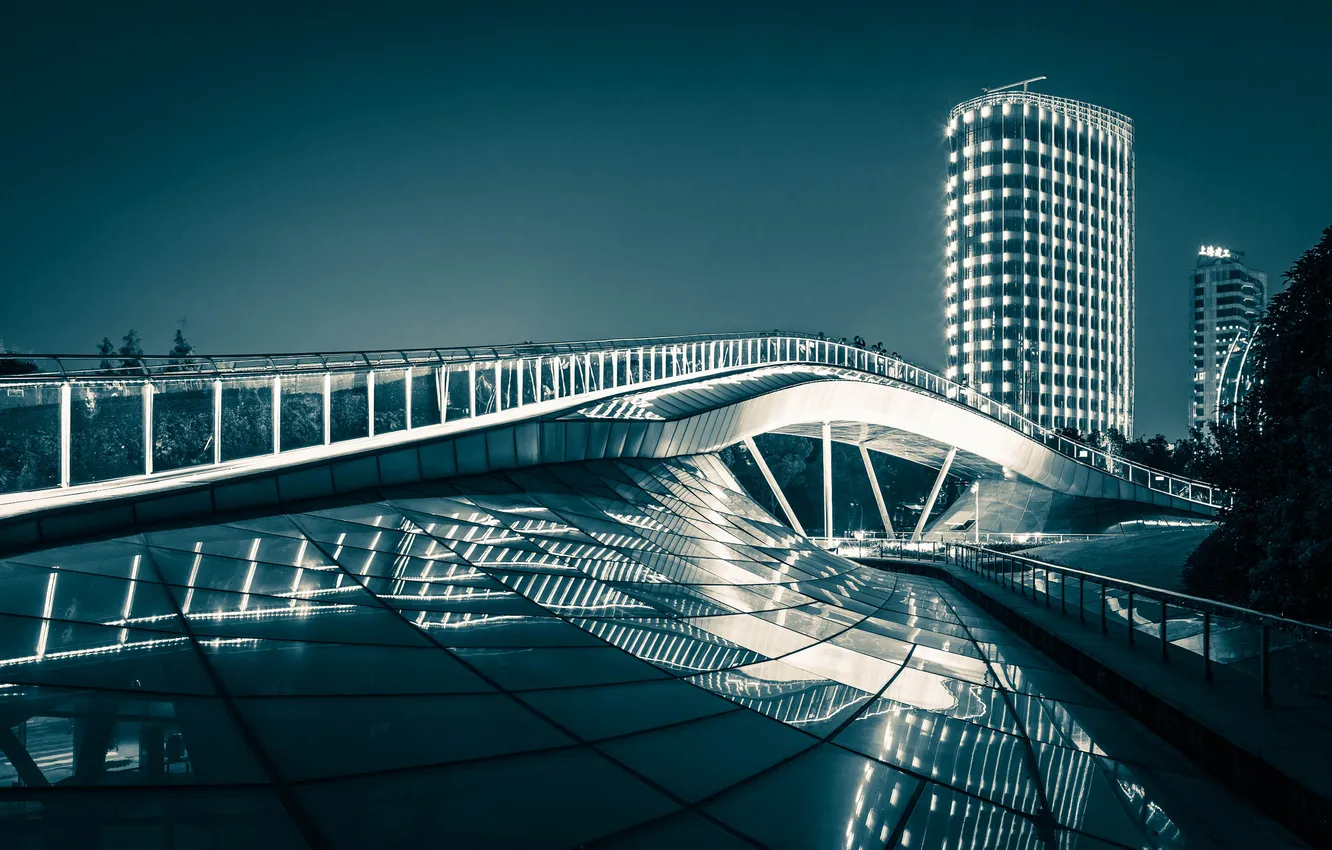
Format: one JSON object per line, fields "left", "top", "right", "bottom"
{"left": 0, "top": 332, "right": 1218, "bottom": 552}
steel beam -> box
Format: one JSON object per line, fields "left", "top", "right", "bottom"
{"left": 743, "top": 437, "right": 804, "bottom": 535}
{"left": 859, "top": 443, "right": 894, "bottom": 536}
{"left": 821, "top": 422, "right": 834, "bottom": 541}
{"left": 912, "top": 446, "right": 957, "bottom": 542}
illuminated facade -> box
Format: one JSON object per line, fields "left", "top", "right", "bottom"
{"left": 1190, "top": 246, "right": 1266, "bottom": 429}
{"left": 945, "top": 90, "right": 1134, "bottom": 434}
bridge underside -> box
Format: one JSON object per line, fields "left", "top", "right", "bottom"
{"left": 0, "top": 365, "right": 1214, "bottom": 555}
{"left": 765, "top": 422, "right": 1206, "bottom": 535}
{"left": 0, "top": 452, "right": 1242, "bottom": 847}
{"left": 771, "top": 420, "right": 1000, "bottom": 480}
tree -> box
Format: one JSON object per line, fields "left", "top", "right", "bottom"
{"left": 0, "top": 339, "right": 37, "bottom": 376}
{"left": 169, "top": 329, "right": 194, "bottom": 362}
{"left": 1182, "top": 225, "right": 1332, "bottom": 623}
{"left": 97, "top": 337, "right": 116, "bottom": 373}
{"left": 119, "top": 329, "right": 143, "bottom": 372}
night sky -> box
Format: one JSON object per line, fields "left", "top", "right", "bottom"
{"left": 2, "top": 1, "right": 1328, "bottom": 438}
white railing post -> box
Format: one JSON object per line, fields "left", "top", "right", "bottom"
{"left": 404, "top": 367, "right": 413, "bottom": 428}
{"left": 212, "top": 379, "right": 222, "bottom": 464}
{"left": 442, "top": 365, "right": 452, "bottom": 421}
{"left": 367, "top": 370, "right": 376, "bottom": 437}
{"left": 322, "top": 373, "right": 332, "bottom": 445}
{"left": 271, "top": 376, "right": 281, "bottom": 453}
{"left": 143, "top": 383, "right": 154, "bottom": 474}
{"left": 467, "top": 363, "right": 476, "bottom": 413}
{"left": 59, "top": 382, "right": 71, "bottom": 487}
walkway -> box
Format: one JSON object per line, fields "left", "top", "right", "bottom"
{"left": 899, "top": 557, "right": 1332, "bottom": 847}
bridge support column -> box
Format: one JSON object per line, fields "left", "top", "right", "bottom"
{"left": 859, "top": 443, "right": 894, "bottom": 536}
{"left": 822, "top": 422, "right": 833, "bottom": 542}
{"left": 744, "top": 437, "right": 804, "bottom": 536}
{"left": 912, "top": 446, "right": 957, "bottom": 542}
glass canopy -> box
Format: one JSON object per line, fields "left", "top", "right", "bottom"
{"left": 0, "top": 454, "right": 1262, "bottom": 848}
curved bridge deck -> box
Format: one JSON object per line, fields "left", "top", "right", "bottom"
{"left": 0, "top": 333, "right": 1218, "bottom": 552}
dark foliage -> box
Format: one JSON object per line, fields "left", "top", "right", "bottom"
{"left": 1054, "top": 425, "right": 1224, "bottom": 483}
{"left": 1182, "top": 225, "right": 1332, "bottom": 623}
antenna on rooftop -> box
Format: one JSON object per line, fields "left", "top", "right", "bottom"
{"left": 982, "top": 75, "right": 1047, "bottom": 94}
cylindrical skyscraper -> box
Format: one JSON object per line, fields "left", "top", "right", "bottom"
{"left": 944, "top": 87, "right": 1134, "bottom": 435}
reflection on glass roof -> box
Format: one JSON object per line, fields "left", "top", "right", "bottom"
{"left": 0, "top": 454, "right": 1244, "bottom": 848}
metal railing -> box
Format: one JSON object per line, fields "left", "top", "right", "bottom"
{"left": 826, "top": 532, "right": 1114, "bottom": 552}
{"left": 942, "top": 543, "right": 1332, "bottom": 708}
{"left": 0, "top": 332, "right": 1223, "bottom": 509}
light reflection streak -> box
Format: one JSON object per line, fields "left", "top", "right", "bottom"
{"left": 0, "top": 455, "right": 1202, "bottom": 849}
{"left": 182, "top": 541, "right": 203, "bottom": 614}
{"left": 238, "top": 538, "right": 261, "bottom": 612}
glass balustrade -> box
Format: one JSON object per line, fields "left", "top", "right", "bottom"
{"left": 0, "top": 334, "right": 1221, "bottom": 507}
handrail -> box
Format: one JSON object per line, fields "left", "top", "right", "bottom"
{"left": 955, "top": 544, "right": 1332, "bottom": 641}
{"left": 941, "top": 542, "right": 1332, "bottom": 708}
{"left": 841, "top": 538, "right": 1330, "bottom": 708}
{"left": 0, "top": 332, "right": 1223, "bottom": 510}
{"left": 0, "top": 331, "right": 791, "bottom": 380}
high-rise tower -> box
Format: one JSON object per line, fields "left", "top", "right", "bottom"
{"left": 944, "top": 84, "right": 1134, "bottom": 434}
{"left": 1190, "top": 245, "right": 1266, "bottom": 429}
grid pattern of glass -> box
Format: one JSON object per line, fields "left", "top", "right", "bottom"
{"left": 0, "top": 454, "right": 1236, "bottom": 848}
{"left": 945, "top": 93, "right": 1134, "bottom": 434}
{"left": 1190, "top": 249, "right": 1267, "bottom": 429}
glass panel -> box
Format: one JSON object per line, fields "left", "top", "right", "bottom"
{"left": 628, "top": 350, "right": 642, "bottom": 384}
{"left": 522, "top": 359, "right": 539, "bottom": 405}
{"left": 499, "top": 361, "right": 520, "bottom": 411}
{"left": 445, "top": 364, "right": 473, "bottom": 420}
{"left": 71, "top": 381, "right": 145, "bottom": 483}
{"left": 329, "top": 371, "right": 369, "bottom": 442}
{"left": 474, "top": 363, "right": 497, "bottom": 415}
{"left": 410, "top": 366, "right": 440, "bottom": 427}
{"left": 0, "top": 685, "right": 266, "bottom": 787}
{"left": 587, "top": 353, "right": 603, "bottom": 392}
{"left": 374, "top": 369, "right": 408, "bottom": 433}
{"left": 219, "top": 377, "right": 273, "bottom": 462}
{"left": 152, "top": 378, "right": 213, "bottom": 472}
{"left": 0, "top": 381, "right": 61, "bottom": 493}
{"left": 279, "top": 374, "right": 323, "bottom": 451}
{"left": 572, "top": 355, "right": 588, "bottom": 395}
{"left": 540, "top": 357, "right": 560, "bottom": 399}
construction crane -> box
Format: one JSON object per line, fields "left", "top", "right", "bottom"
{"left": 981, "top": 75, "right": 1047, "bottom": 94}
